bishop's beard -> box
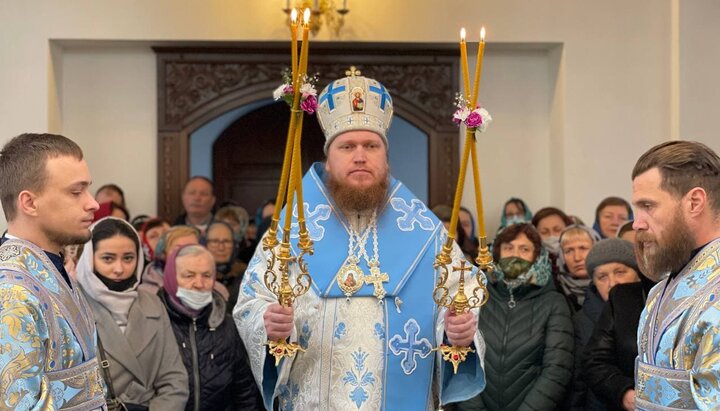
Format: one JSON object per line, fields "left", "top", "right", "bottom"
{"left": 634, "top": 208, "right": 695, "bottom": 281}
{"left": 327, "top": 172, "right": 389, "bottom": 214}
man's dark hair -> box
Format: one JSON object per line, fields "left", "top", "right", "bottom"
{"left": 184, "top": 176, "right": 215, "bottom": 194}
{"left": 492, "top": 223, "right": 542, "bottom": 262}
{"left": 0, "top": 133, "right": 83, "bottom": 221}
{"left": 632, "top": 140, "right": 720, "bottom": 213}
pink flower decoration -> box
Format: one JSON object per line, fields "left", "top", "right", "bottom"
{"left": 301, "top": 95, "right": 318, "bottom": 114}
{"left": 465, "top": 111, "right": 483, "bottom": 128}
{"left": 283, "top": 84, "right": 294, "bottom": 94}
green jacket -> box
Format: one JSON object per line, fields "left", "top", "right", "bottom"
{"left": 450, "top": 278, "right": 574, "bottom": 411}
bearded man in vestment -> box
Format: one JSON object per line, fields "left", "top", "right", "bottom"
{"left": 0, "top": 133, "right": 107, "bottom": 410}
{"left": 234, "top": 71, "right": 487, "bottom": 410}
{"left": 631, "top": 140, "right": 720, "bottom": 410}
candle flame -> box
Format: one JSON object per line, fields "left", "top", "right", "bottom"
{"left": 460, "top": 27, "right": 466, "bottom": 41}
{"left": 480, "top": 27, "right": 486, "bottom": 42}
{"left": 303, "top": 8, "right": 310, "bottom": 25}
{"left": 291, "top": 8, "right": 297, "bottom": 24}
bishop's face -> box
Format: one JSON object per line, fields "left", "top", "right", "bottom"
{"left": 325, "top": 130, "right": 389, "bottom": 190}
{"left": 325, "top": 131, "right": 390, "bottom": 212}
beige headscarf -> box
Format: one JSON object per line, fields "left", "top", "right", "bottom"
{"left": 76, "top": 217, "right": 145, "bottom": 332}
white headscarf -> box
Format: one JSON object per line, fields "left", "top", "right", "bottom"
{"left": 76, "top": 217, "right": 145, "bottom": 331}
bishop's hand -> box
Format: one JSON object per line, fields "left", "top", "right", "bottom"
{"left": 444, "top": 310, "right": 477, "bottom": 347}
{"left": 264, "top": 303, "right": 294, "bottom": 340}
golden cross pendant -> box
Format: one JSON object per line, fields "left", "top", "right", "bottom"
{"left": 365, "top": 263, "right": 389, "bottom": 300}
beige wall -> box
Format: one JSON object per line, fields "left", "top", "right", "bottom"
{"left": 0, "top": 0, "right": 713, "bottom": 232}
{"left": 679, "top": 0, "right": 720, "bottom": 154}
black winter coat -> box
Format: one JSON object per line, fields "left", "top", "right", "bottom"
{"left": 449, "top": 279, "right": 574, "bottom": 411}
{"left": 564, "top": 287, "right": 606, "bottom": 410}
{"left": 160, "top": 290, "right": 262, "bottom": 411}
{"left": 582, "top": 278, "right": 655, "bottom": 410}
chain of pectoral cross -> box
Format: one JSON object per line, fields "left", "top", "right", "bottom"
{"left": 349, "top": 210, "right": 389, "bottom": 300}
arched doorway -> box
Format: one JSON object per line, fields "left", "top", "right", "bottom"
{"left": 155, "top": 42, "right": 460, "bottom": 222}
{"left": 212, "top": 101, "right": 326, "bottom": 213}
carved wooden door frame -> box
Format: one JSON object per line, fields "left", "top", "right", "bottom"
{"left": 155, "top": 42, "right": 460, "bottom": 222}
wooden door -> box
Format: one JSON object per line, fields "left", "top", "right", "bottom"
{"left": 212, "top": 101, "right": 326, "bottom": 214}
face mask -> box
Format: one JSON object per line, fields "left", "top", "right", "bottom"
{"left": 542, "top": 236, "right": 561, "bottom": 255}
{"left": 505, "top": 215, "right": 526, "bottom": 226}
{"left": 176, "top": 287, "right": 213, "bottom": 310}
{"left": 95, "top": 271, "right": 138, "bottom": 292}
{"left": 498, "top": 256, "right": 532, "bottom": 279}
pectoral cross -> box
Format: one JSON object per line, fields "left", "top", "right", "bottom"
{"left": 365, "top": 260, "right": 389, "bottom": 301}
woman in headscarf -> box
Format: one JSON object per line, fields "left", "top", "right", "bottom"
{"left": 76, "top": 217, "right": 188, "bottom": 410}
{"left": 202, "top": 221, "right": 248, "bottom": 313}
{"left": 498, "top": 197, "right": 533, "bottom": 230}
{"left": 556, "top": 225, "right": 601, "bottom": 314}
{"left": 139, "top": 225, "right": 201, "bottom": 295}
{"left": 450, "top": 223, "right": 573, "bottom": 411}
{"left": 138, "top": 217, "right": 170, "bottom": 266}
{"left": 159, "top": 245, "right": 261, "bottom": 411}
{"left": 532, "top": 207, "right": 574, "bottom": 275}
{"left": 592, "top": 196, "right": 633, "bottom": 239}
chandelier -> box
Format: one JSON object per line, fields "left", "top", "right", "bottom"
{"left": 283, "top": 0, "right": 350, "bottom": 37}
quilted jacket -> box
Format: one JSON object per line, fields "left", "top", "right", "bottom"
{"left": 449, "top": 279, "right": 574, "bottom": 411}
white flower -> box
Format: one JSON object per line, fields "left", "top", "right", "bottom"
{"left": 475, "top": 108, "right": 493, "bottom": 133}
{"left": 453, "top": 107, "right": 471, "bottom": 123}
{"left": 300, "top": 82, "right": 317, "bottom": 97}
{"left": 273, "top": 84, "right": 287, "bottom": 101}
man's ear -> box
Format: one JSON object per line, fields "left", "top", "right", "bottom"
{"left": 685, "top": 187, "right": 707, "bottom": 218}
{"left": 17, "top": 190, "right": 40, "bottom": 217}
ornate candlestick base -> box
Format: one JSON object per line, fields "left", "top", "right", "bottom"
{"left": 263, "top": 232, "right": 313, "bottom": 366}
{"left": 267, "top": 338, "right": 306, "bottom": 366}
{"left": 437, "top": 344, "right": 475, "bottom": 374}
{"left": 433, "top": 260, "right": 484, "bottom": 374}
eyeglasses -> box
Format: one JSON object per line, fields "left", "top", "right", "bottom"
{"left": 206, "top": 239, "right": 233, "bottom": 247}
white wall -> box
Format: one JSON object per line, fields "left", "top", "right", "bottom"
{"left": 463, "top": 47, "right": 553, "bottom": 236}
{"left": 679, "top": 0, "right": 720, "bottom": 154}
{"left": 1, "top": 0, "right": 714, "bottom": 232}
{"left": 61, "top": 45, "right": 157, "bottom": 220}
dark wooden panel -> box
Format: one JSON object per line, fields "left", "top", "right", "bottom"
{"left": 155, "top": 43, "right": 459, "bottom": 221}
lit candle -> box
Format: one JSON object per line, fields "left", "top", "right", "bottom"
{"left": 298, "top": 8, "right": 311, "bottom": 75}
{"left": 460, "top": 28, "right": 471, "bottom": 103}
{"left": 290, "top": 9, "right": 298, "bottom": 80}
{"left": 471, "top": 27, "right": 486, "bottom": 106}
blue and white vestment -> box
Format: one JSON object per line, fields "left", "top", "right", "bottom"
{"left": 636, "top": 238, "right": 720, "bottom": 410}
{"left": 234, "top": 163, "right": 487, "bottom": 411}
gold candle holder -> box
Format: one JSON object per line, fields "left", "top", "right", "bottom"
{"left": 264, "top": 232, "right": 313, "bottom": 365}
{"left": 432, "top": 26, "right": 492, "bottom": 374}
{"left": 262, "top": 7, "right": 315, "bottom": 365}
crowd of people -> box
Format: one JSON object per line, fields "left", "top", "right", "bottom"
{"left": 1, "top": 69, "right": 719, "bottom": 411}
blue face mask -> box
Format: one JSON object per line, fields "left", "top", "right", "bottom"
{"left": 542, "top": 236, "right": 562, "bottom": 255}
{"left": 505, "top": 215, "right": 526, "bottom": 226}
{"left": 176, "top": 287, "right": 213, "bottom": 310}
